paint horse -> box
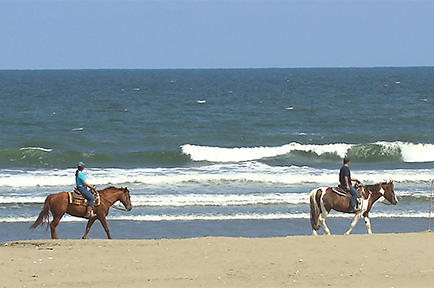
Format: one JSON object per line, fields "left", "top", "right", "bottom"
{"left": 309, "top": 181, "right": 397, "bottom": 235}
{"left": 30, "top": 186, "right": 132, "bottom": 239}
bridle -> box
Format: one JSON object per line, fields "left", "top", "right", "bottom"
{"left": 366, "top": 182, "right": 395, "bottom": 205}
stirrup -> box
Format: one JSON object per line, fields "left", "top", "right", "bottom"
{"left": 85, "top": 208, "right": 95, "bottom": 218}
{"left": 351, "top": 207, "right": 361, "bottom": 213}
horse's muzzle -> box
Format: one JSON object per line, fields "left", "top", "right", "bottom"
{"left": 125, "top": 205, "right": 133, "bottom": 211}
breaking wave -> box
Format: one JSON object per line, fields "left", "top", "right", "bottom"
{"left": 182, "top": 141, "right": 434, "bottom": 163}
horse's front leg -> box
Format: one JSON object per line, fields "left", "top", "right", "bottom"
{"left": 99, "top": 216, "right": 112, "bottom": 239}
{"left": 364, "top": 216, "right": 372, "bottom": 234}
{"left": 345, "top": 213, "right": 362, "bottom": 235}
{"left": 82, "top": 217, "right": 97, "bottom": 239}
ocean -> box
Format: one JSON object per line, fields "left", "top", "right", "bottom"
{"left": 1, "top": 67, "right": 434, "bottom": 242}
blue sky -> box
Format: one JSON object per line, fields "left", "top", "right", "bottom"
{"left": 1, "top": 1, "right": 433, "bottom": 69}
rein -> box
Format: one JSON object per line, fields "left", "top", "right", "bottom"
{"left": 111, "top": 203, "right": 129, "bottom": 211}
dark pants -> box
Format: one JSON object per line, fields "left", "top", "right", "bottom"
{"left": 77, "top": 186, "right": 95, "bottom": 208}
{"left": 349, "top": 186, "right": 358, "bottom": 210}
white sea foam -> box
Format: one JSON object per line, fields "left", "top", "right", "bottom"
{"left": 1, "top": 165, "right": 433, "bottom": 189}
{"left": 130, "top": 193, "right": 308, "bottom": 207}
{"left": 0, "top": 196, "right": 47, "bottom": 204}
{"left": 0, "top": 184, "right": 428, "bottom": 207}
{"left": 110, "top": 211, "right": 432, "bottom": 221}
{"left": 0, "top": 192, "right": 308, "bottom": 206}
{"left": 20, "top": 147, "right": 52, "bottom": 152}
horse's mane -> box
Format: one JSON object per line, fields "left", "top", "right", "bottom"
{"left": 98, "top": 186, "right": 118, "bottom": 193}
{"left": 363, "top": 182, "right": 392, "bottom": 193}
{"left": 364, "top": 183, "right": 381, "bottom": 191}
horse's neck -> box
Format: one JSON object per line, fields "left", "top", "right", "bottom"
{"left": 99, "top": 189, "right": 121, "bottom": 205}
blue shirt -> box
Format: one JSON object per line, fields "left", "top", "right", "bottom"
{"left": 76, "top": 171, "right": 86, "bottom": 187}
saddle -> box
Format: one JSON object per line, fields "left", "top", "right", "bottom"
{"left": 68, "top": 188, "right": 101, "bottom": 207}
{"left": 331, "top": 184, "right": 363, "bottom": 198}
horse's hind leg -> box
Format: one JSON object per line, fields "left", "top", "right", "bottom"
{"left": 49, "top": 216, "right": 63, "bottom": 239}
{"left": 82, "top": 218, "right": 97, "bottom": 239}
{"left": 319, "top": 213, "right": 331, "bottom": 235}
{"left": 318, "top": 198, "right": 331, "bottom": 235}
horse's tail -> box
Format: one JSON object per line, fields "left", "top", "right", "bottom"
{"left": 309, "top": 188, "right": 321, "bottom": 231}
{"left": 29, "top": 194, "right": 52, "bottom": 230}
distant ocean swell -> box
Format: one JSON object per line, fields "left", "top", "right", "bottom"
{"left": 0, "top": 148, "right": 189, "bottom": 168}
{"left": 1, "top": 141, "right": 433, "bottom": 169}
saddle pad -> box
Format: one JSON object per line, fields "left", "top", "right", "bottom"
{"left": 68, "top": 191, "right": 100, "bottom": 207}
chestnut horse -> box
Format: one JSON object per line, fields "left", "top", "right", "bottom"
{"left": 30, "top": 186, "right": 132, "bottom": 239}
{"left": 309, "top": 181, "right": 398, "bottom": 235}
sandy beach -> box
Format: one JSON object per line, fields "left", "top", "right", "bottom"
{"left": 1, "top": 232, "right": 434, "bottom": 287}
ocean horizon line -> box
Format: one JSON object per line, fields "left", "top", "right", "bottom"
{"left": 1, "top": 66, "right": 434, "bottom": 71}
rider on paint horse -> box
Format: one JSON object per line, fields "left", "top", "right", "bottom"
{"left": 339, "top": 157, "right": 361, "bottom": 213}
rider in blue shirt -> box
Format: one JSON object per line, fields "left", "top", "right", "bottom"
{"left": 75, "top": 161, "right": 96, "bottom": 218}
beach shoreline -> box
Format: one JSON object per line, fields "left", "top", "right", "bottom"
{"left": 2, "top": 232, "right": 434, "bottom": 287}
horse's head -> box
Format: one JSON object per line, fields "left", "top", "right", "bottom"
{"left": 380, "top": 181, "right": 398, "bottom": 205}
{"left": 120, "top": 187, "right": 133, "bottom": 211}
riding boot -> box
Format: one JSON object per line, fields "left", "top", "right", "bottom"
{"left": 85, "top": 206, "right": 93, "bottom": 218}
